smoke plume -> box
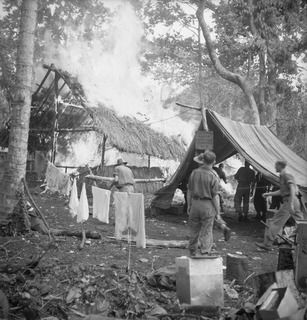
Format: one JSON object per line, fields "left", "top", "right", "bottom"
{"left": 38, "top": 1, "right": 196, "bottom": 166}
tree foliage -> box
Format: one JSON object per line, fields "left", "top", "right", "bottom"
{"left": 139, "top": 0, "right": 307, "bottom": 156}
{"left": 140, "top": 0, "right": 206, "bottom": 86}
{"left": 211, "top": 0, "right": 307, "bottom": 123}
{"left": 0, "top": 0, "right": 110, "bottom": 99}
{"left": 0, "top": 0, "right": 111, "bottom": 151}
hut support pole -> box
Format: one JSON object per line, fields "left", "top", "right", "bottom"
{"left": 33, "top": 79, "right": 55, "bottom": 118}
{"left": 33, "top": 68, "right": 51, "bottom": 97}
{"left": 51, "top": 73, "right": 59, "bottom": 164}
{"left": 100, "top": 134, "right": 107, "bottom": 173}
{"left": 148, "top": 155, "right": 151, "bottom": 169}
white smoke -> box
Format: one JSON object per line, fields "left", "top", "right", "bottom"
{"left": 42, "top": 2, "right": 194, "bottom": 137}
{"left": 38, "top": 1, "right": 197, "bottom": 166}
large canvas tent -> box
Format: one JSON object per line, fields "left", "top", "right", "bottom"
{"left": 152, "top": 109, "right": 307, "bottom": 209}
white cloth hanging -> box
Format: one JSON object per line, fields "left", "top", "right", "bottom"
{"left": 92, "top": 186, "right": 111, "bottom": 224}
{"left": 128, "top": 193, "right": 146, "bottom": 248}
{"left": 113, "top": 191, "right": 146, "bottom": 248}
{"left": 45, "top": 162, "right": 70, "bottom": 195}
{"left": 69, "top": 178, "right": 79, "bottom": 218}
{"left": 77, "top": 183, "right": 89, "bottom": 223}
{"left": 114, "top": 192, "right": 129, "bottom": 239}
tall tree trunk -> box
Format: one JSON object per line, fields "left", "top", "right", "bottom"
{"left": 303, "top": 104, "right": 307, "bottom": 160}
{"left": 197, "top": 23, "right": 203, "bottom": 108}
{"left": 0, "top": 0, "right": 38, "bottom": 226}
{"left": 266, "top": 52, "right": 278, "bottom": 128}
{"left": 247, "top": 0, "right": 266, "bottom": 125}
{"left": 247, "top": 0, "right": 277, "bottom": 127}
{"left": 196, "top": 0, "right": 260, "bottom": 125}
{"left": 258, "top": 50, "right": 267, "bottom": 125}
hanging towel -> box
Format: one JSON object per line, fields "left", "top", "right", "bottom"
{"left": 45, "top": 162, "right": 70, "bottom": 195}
{"left": 69, "top": 178, "right": 79, "bottom": 218}
{"left": 128, "top": 193, "right": 146, "bottom": 248}
{"left": 92, "top": 186, "right": 111, "bottom": 224}
{"left": 114, "top": 192, "right": 129, "bottom": 239}
{"left": 113, "top": 191, "right": 146, "bottom": 248}
{"left": 77, "top": 183, "right": 89, "bottom": 223}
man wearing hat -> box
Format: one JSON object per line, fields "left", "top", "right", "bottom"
{"left": 187, "top": 150, "right": 229, "bottom": 256}
{"left": 112, "top": 158, "right": 135, "bottom": 193}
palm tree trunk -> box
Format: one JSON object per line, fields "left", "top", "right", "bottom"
{"left": 0, "top": 0, "right": 38, "bottom": 227}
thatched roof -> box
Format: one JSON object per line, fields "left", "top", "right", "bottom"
{"left": 29, "top": 65, "right": 184, "bottom": 160}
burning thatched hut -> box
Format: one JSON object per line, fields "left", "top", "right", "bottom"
{"left": 0, "top": 64, "right": 185, "bottom": 187}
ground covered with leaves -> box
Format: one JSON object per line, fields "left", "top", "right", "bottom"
{"left": 0, "top": 189, "right": 290, "bottom": 320}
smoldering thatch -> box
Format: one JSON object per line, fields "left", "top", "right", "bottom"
{"left": 57, "top": 103, "right": 184, "bottom": 160}
{"left": 29, "top": 65, "right": 185, "bottom": 160}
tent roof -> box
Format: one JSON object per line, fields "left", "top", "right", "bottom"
{"left": 152, "top": 109, "right": 307, "bottom": 209}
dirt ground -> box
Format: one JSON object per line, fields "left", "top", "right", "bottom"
{"left": 0, "top": 189, "right": 283, "bottom": 320}
{"left": 31, "top": 191, "right": 279, "bottom": 273}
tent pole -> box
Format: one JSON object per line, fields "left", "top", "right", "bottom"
{"left": 201, "top": 106, "right": 209, "bottom": 131}
{"left": 176, "top": 102, "right": 201, "bottom": 111}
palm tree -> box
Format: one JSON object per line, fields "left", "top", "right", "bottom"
{"left": 0, "top": 0, "right": 38, "bottom": 228}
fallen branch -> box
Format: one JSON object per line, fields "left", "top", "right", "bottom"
{"left": 50, "top": 228, "right": 188, "bottom": 248}
{"left": 51, "top": 228, "right": 103, "bottom": 239}
{"left": 22, "top": 178, "right": 54, "bottom": 241}
{"left": 69, "top": 308, "right": 86, "bottom": 318}
{"left": 107, "top": 236, "right": 188, "bottom": 249}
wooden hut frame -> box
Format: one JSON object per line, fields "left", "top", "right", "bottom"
{"left": 30, "top": 64, "right": 184, "bottom": 167}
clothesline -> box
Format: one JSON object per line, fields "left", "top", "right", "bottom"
{"left": 85, "top": 175, "right": 165, "bottom": 183}
{"left": 44, "top": 165, "right": 183, "bottom": 198}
